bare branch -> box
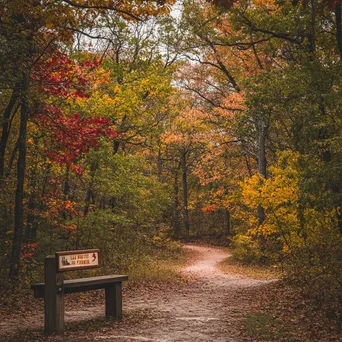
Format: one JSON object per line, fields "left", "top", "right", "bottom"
{"left": 61, "top": 0, "right": 144, "bottom": 22}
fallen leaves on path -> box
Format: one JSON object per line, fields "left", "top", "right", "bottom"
{"left": 1, "top": 244, "right": 341, "bottom": 342}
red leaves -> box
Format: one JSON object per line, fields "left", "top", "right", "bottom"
{"left": 31, "top": 51, "right": 99, "bottom": 99}
{"left": 34, "top": 109, "right": 118, "bottom": 174}
{"left": 21, "top": 243, "right": 39, "bottom": 260}
{"left": 31, "top": 48, "right": 119, "bottom": 175}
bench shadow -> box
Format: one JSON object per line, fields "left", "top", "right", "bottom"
{"left": 3, "top": 315, "right": 126, "bottom": 342}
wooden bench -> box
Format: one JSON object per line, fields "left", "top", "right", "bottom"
{"left": 31, "top": 251, "right": 128, "bottom": 335}
{"left": 31, "top": 274, "right": 128, "bottom": 319}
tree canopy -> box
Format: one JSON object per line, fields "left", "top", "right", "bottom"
{"left": 0, "top": 0, "right": 341, "bottom": 322}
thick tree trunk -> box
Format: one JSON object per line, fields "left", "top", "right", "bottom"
{"left": 84, "top": 162, "right": 98, "bottom": 216}
{"left": 110, "top": 139, "right": 119, "bottom": 209}
{"left": 63, "top": 166, "right": 70, "bottom": 198}
{"left": 0, "top": 84, "right": 20, "bottom": 182}
{"left": 25, "top": 154, "right": 38, "bottom": 243}
{"left": 224, "top": 209, "right": 231, "bottom": 236}
{"left": 62, "top": 166, "right": 70, "bottom": 220}
{"left": 9, "top": 74, "right": 29, "bottom": 280}
{"left": 157, "top": 141, "right": 162, "bottom": 181}
{"left": 113, "top": 140, "right": 120, "bottom": 154}
{"left": 25, "top": 194, "right": 37, "bottom": 243}
{"left": 172, "top": 163, "right": 181, "bottom": 238}
{"left": 257, "top": 118, "right": 267, "bottom": 226}
{"left": 336, "top": 4, "right": 342, "bottom": 61}
{"left": 308, "top": 0, "right": 316, "bottom": 53}
{"left": 318, "top": 105, "right": 342, "bottom": 234}
{"left": 181, "top": 151, "right": 190, "bottom": 236}
{"left": 320, "top": 142, "right": 342, "bottom": 234}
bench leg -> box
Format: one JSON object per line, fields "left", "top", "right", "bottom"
{"left": 44, "top": 256, "right": 64, "bottom": 335}
{"left": 105, "top": 282, "right": 122, "bottom": 319}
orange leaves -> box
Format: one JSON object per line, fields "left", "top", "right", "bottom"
{"left": 202, "top": 204, "right": 218, "bottom": 212}
{"left": 162, "top": 106, "right": 209, "bottom": 148}
{"left": 40, "top": 193, "right": 77, "bottom": 219}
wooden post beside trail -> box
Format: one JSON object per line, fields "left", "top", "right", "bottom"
{"left": 44, "top": 256, "right": 64, "bottom": 335}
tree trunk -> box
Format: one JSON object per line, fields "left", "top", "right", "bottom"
{"left": 320, "top": 138, "right": 342, "bottom": 234}
{"left": 113, "top": 140, "right": 120, "bottom": 154}
{"left": 336, "top": 4, "right": 342, "bottom": 61}
{"left": 9, "top": 74, "right": 29, "bottom": 280}
{"left": 84, "top": 162, "right": 98, "bottom": 216}
{"left": 318, "top": 105, "right": 342, "bottom": 234}
{"left": 157, "top": 140, "right": 162, "bottom": 181}
{"left": 25, "top": 193, "right": 37, "bottom": 243}
{"left": 62, "top": 166, "right": 70, "bottom": 220}
{"left": 257, "top": 118, "right": 267, "bottom": 226}
{"left": 25, "top": 154, "right": 38, "bottom": 243}
{"left": 172, "top": 162, "right": 181, "bottom": 238}
{"left": 0, "top": 84, "right": 20, "bottom": 182}
{"left": 224, "top": 209, "right": 231, "bottom": 236}
{"left": 181, "top": 151, "right": 190, "bottom": 236}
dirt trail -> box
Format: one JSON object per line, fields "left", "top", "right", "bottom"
{"left": 114, "top": 245, "right": 275, "bottom": 342}
{"left": 0, "top": 245, "right": 276, "bottom": 341}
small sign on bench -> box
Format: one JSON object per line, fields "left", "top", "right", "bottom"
{"left": 56, "top": 249, "right": 101, "bottom": 271}
{"left": 31, "top": 249, "right": 128, "bottom": 336}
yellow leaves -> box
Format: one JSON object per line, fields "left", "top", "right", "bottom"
{"left": 92, "top": 68, "right": 112, "bottom": 87}
{"left": 241, "top": 174, "right": 263, "bottom": 209}
{"left": 241, "top": 151, "right": 300, "bottom": 211}
{"left": 237, "top": 150, "right": 340, "bottom": 260}
{"left": 140, "top": 79, "right": 149, "bottom": 86}
{"left": 253, "top": 0, "right": 280, "bottom": 11}
{"left": 239, "top": 151, "right": 301, "bottom": 245}
{"left": 112, "top": 84, "right": 121, "bottom": 94}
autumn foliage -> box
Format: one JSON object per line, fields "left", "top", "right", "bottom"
{"left": 0, "top": 0, "right": 341, "bottom": 327}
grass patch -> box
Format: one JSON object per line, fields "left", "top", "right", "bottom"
{"left": 219, "top": 256, "right": 281, "bottom": 280}
{"left": 126, "top": 245, "right": 188, "bottom": 284}
{"left": 244, "top": 312, "right": 289, "bottom": 341}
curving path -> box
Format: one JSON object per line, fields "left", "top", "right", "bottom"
{"left": 96, "top": 245, "right": 276, "bottom": 342}
{"left": 0, "top": 245, "right": 276, "bottom": 341}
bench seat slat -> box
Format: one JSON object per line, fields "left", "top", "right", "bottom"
{"left": 31, "top": 275, "right": 128, "bottom": 298}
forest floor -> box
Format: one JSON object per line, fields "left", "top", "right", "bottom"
{"left": 1, "top": 244, "right": 341, "bottom": 341}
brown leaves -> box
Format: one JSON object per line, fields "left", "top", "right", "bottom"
{"left": 244, "top": 281, "right": 342, "bottom": 341}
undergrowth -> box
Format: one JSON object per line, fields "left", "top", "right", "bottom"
{"left": 219, "top": 255, "right": 281, "bottom": 280}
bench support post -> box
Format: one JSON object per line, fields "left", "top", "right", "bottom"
{"left": 105, "top": 282, "right": 122, "bottom": 319}
{"left": 44, "top": 256, "right": 64, "bottom": 335}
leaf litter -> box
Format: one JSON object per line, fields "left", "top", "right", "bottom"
{"left": 0, "top": 244, "right": 340, "bottom": 341}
